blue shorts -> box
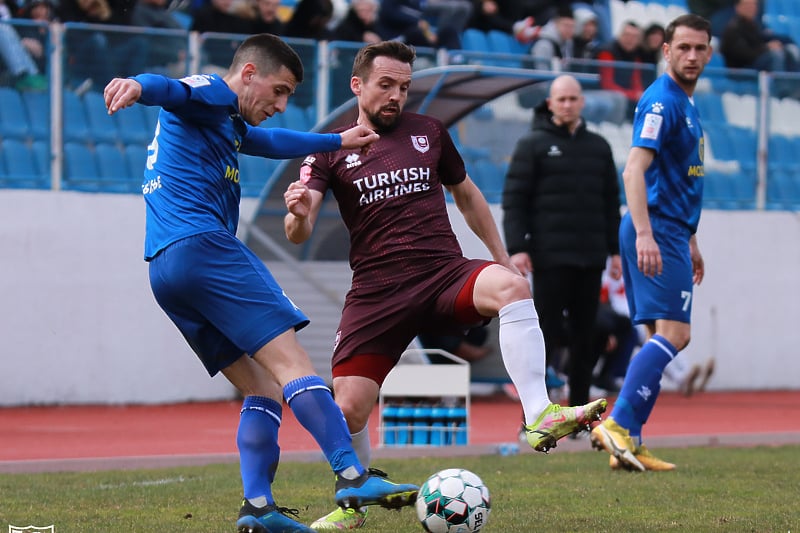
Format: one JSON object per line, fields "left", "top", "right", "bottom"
{"left": 148, "top": 231, "right": 309, "bottom": 376}
{"left": 619, "top": 213, "right": 694, "bottom": 326}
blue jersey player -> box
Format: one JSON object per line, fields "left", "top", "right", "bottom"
{"left": 103, "top": 34, "right": 417, "bottom": 532}
{"left": 590, "top": 15, "right": 713, "bottom": 472}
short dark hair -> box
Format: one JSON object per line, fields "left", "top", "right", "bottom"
{"left": 230, "top": 33, "right": 304, "bottom": 84}
{"left": 665, "top": 14, "right": 712, "bottom": 44}
{"left": 351, "top": 41, "right": 416, "bottom": 79}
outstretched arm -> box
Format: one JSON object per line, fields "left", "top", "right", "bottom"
{"left": 104, "top": 74, "right": 190, "bottom": 114}
{"left": 243, "top": 124, "right": 379, "bottom": 160}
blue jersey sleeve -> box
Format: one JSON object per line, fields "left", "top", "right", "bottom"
{"left": 631, "top": 89, "right": 671, "bottom": 154}
{"left": 132, "top": 74, "right": 191, "bottom": 108}
{"left": 240, "top": 127, "right": 342, "bottom": 159}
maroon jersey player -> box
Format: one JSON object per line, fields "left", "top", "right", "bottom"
{"left": 284, "top": 40, "right": 608, "bottom": 532}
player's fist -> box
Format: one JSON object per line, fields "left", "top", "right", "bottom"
{"left": 339, "top": 124, "right": 379, "bottom": 153}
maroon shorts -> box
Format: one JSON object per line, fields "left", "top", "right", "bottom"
{"left": 331, "top": 257, "right": 494, "bottom": 384}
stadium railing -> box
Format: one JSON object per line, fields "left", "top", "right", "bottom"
{"left": 0, "top": 20, "right": 798, "bottom": 211}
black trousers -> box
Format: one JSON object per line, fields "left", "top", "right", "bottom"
{"left": 532, "top": 265, "right": 603, "bottom": 405}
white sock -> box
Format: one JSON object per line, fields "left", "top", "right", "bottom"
{"left": 498, "top": 299, "right": 551, "bottom": 425}
{"left": 351, "top": 424, "right": 371, "bottom": 469}
{"left": 351, "top": 425, "right": 371, "bottom": 512}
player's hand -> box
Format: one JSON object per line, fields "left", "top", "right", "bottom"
{"left": 284, "top": 180, "right": 312, "bottom": 218}
{"left": 690, "top": 237, "right": 704, "bottom": 285}
{"left": 104, "top": 78, "right": 142, "bottom": 115}
{"left": 339, "top": 124, "right": 379, "bottom": 154}
{"left": 636, "top": 233, "right": 662, "bottom": 277}
{"left": 509, "top": 252, "right": 532, "bottom": 277}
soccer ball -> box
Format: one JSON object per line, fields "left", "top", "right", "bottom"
{"left": 415, "top": 468, "right": 491, "bottom": 533}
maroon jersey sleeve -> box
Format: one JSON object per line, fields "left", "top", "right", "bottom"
{"left": 301, "top": 113, "right": 468, "bottom": 289}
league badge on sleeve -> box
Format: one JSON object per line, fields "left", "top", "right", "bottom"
{"left": 180, "top": 74, "right": 212, "bottom": 87}
{"left": 641, "top": 113, "right": 663, "bottom": 140}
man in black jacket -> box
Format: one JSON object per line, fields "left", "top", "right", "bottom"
{"left": 502, "top": 74, "right": 621, "bottom": 410}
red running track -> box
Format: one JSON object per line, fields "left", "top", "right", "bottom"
{"left": 2, "top": 390, "right": 799, "bottom": 473}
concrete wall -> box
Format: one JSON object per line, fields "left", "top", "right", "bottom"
{"left": 1, "top": 190, "right": 798, "bottom": 405}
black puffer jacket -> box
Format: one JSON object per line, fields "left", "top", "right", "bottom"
{"left": 502, "top": 101, "right": 621, "bottom": 269}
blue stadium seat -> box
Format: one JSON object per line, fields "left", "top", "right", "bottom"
{"left": 461, "top": 29, "right": 491, "bottom": 52}
{"left": 1, "top": 138, "right": 46, "bottom": 187}
{"left": 31, "top": 140, "right": 50, "bottom": 179}
{"left": 694, "top": 92, "right": 726, "bottom": 123}
{"left": 63, "top": 91, "right": 91, "bottom": 143}
{"left": 21, "top": 91, "right": 49, "bottom": 140}
{"left": 704, "top": 170, "right": 746, "bottom": 210}
{"left": 63, "top": 142, "right": 100, "bottom": 189}
{"left": 0, "top": 87, "right": 32, "bottom": 140}
{"left": 96, "top": 142, "right": 125, "bottom": 173}
{"left": 486, "top": 30, "right": 527, "bottom": 67}
{"left": 84, "top": 91, "right": 119, "bottom": 144}
{"left": 472, "top": 158, "right": 504, "bottom": 203}
{"left": 280, "top": 103, "right": 311, "bottom": 131}
{"left": 239, "top": 154, "right": 277, "bottom": 197}
{"left": 728, "top": 126, "right": 757, "bottom": 172}
{"left": 142, "top": 105, "right": 161, "bottom": 131}
{"left": 704, "top": 124, "right": 735, "bottom": 161}
{"left": 768, "top": 135, "right": 796, "bottom": 172}
{"left": 115, "top": 103, "right": 153, "bottom": 145}
{"left": 95, "top": 142, "right": 138, "bottom": 192}
{"left": 766, "top": 168, "right": 800, "bottom": 210}
{"left": 124, "top": 143, "right": 147, "bottom": 185}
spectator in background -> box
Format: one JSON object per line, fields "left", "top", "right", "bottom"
{"left": 640, "top": 23, "right": 665, "bottom": 85}
{"left": 0, "top": 0, "right": 48, "bottom": 91}
{"left": 570, "top": 2, "right": 610, "bottom": 40}
{"left": 422, "top": 0, "right": 473, "bottom": 44}
{"left": 687, "top": 0, "right": 763, "bottom": 37}
{"left": 418, "top": 326, "right": 493, "bottom": 364}
{"left": 720, "top": 0, "right": 799, "bottom": 74}
{"left": 467, "top": 0, "right": 541, "bottom": 45}
{"left": 132, "top": 0, "right": 188, "bottom": 77}
{"left": 249, "top": 0, "right": 285, "bottom": 35}
{"left": 530, "top": 4, "right": 575, "bottom": 70}
{"left": 16, "top": 0, "right": 56, "bottom": 78}
{"left": 59, "top": 0, "right": 149, "bottom": 91}
{"left": 379, "top": 0, "right": 461, "bottom": 50}
{"left": 332, "top": 0, "right": 384, "bottom": 44}
{"left": 283, "top": 0, "right": 334, "bottom": 40}
{"left": 573, "top": 6, "right": 601, "bottom": 61}
{"left": 570, "top": 5, "right": 628, "bottom": 123}
{"left": 595, "top": 20, "right": 646, "bottom": 120}
{"left": 191, "top": 0, "right": 253, "bottom": 73}
{"left": 502, "top": 74, "right": 621, "bottom": 411}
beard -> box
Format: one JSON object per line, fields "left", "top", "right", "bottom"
{"left": 366, "top": 105, "right": 401, "bottom": 133}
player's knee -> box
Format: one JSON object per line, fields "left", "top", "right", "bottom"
{"left": 675, "top": 332, "right": 691, "bottom": 351}
{"left": 500, "top": 272, "right": 533, "bottom": 303}
{"left": 338, "top": 399, "right": 371, "bottom": 430}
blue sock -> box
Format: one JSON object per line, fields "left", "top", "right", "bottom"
{"left": 284, "top": 375, "right": 364, "bottom": 477}
{"left": 238, "top": 395, "right": 282, "bottom": 507}
{"left": 611, "top": 334, "right": 677, "bottom": 442}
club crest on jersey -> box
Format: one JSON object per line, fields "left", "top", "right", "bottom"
{"left": 411, "top": 135, "right": 430, "bottom": 153}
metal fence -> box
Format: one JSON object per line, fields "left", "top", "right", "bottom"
{"left": 0, "top": 20, "right": 798, "bottom": 211}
